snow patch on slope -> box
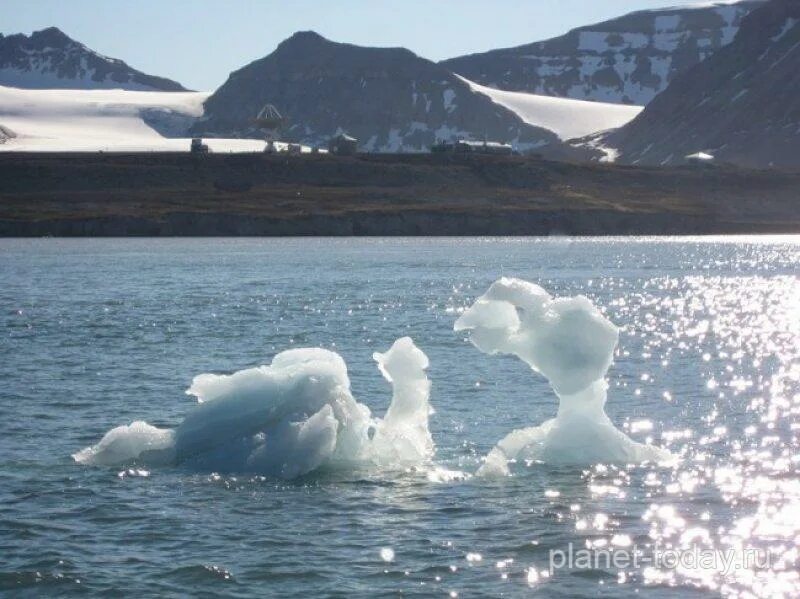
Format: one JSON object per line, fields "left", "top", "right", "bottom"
{"left": 772, "top": 18, "right": 799, "bottom": 42}
{"left": 442, "top": 88, "right": 457, "bottom": 113}
{"left": 460, "top": 76, "right": 643, "bottom": 140}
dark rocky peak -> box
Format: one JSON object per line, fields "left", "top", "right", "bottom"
{"left": 27, "top": 26, "right": 74, "bottom": 47}
{"left": 0, "top": 26, "right": 187, "bottom": 90}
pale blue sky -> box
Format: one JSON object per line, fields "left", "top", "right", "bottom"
{"left": 2, "top": 0, "right": 712, "bottom": 90}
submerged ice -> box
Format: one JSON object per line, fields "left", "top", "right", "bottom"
{"left": 454, "top": 277, "right": 671, "bottom": 475}
{"left": 74, "top": 337, "right": 434, "bottom": 478}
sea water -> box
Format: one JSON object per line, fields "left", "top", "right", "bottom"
{"left": 1, "top": 237, "right": 798, "bottom": 597}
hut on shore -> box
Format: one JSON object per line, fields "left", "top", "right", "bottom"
{"left": 328, "top": 134, "right": 358, "bottom": 156}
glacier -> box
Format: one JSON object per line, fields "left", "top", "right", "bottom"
{"left": 0, "top": 85, "right": 310, "bottom": 153}
{"left": 458, "top": 76, "right": 643, "bottom": 141}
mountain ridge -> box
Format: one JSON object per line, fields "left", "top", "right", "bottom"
{"left": 192, "top": 31, "right": 585, "bottom": 158}
{"left": 601, "top": 0, "right": 800, "bottom": 168}
{"left": 441, "top": 1, "right": 764, "bottom": 104}
{"left": 0, "top": 27, "right": 187, "bottom": 91}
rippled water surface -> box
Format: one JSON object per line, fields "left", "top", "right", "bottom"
{"left": 2, "top": 237, "right": 799, "bottom": 597}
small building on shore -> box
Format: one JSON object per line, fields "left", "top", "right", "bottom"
{"left": 431, "top": 139, "right": 513, "bottom": 155}
{"left": 329, "top": 134, "right": 358, "bottom": 155}
{"left": 190, "top": 137, "right": 210, "bottom": 154}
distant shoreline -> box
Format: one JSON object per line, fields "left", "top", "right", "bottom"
{"left": 2, "top": 152, "right": 799, "bottom": 236}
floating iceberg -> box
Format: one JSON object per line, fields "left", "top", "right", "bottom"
{"left": 74, "top": 337, "right": 434, "bottom": 479}
{"left": 454, "top": 277, "right": 671, "bottom": 476}
{"left": 76, "top": 280, "right": 672, "bottom": 480}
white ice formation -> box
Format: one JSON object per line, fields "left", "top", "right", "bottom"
{"left": 73, "top": 337, "right": 434, "bottom": 479}
{"left": 454, "top": 277, "right": 671, "bottom": 476}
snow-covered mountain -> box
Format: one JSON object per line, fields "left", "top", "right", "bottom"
{"left": 599, "top": 0, "right": 800, "bottom": 168}
{"left": 0, "top": 28, "right": 628, "bottom": 156}
{"left": 192, "top": 31, "right": 582, "bottom": 157}
{"left": 442, "top": 1, "right": 763, "bottom": 105}
{"left": 0, "top": 27, "right": 187, "bottom": 91}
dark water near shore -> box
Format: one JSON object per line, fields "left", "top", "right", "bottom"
{"left": 1, "top": 237, "right": 798, "bottom": 597}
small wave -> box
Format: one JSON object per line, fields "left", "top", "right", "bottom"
{"left": 165, "top": 564, "right": 236, "bottom": 583}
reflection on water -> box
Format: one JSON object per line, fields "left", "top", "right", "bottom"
{"left": 0, "top": 237, "right": 798, "bottom": 597}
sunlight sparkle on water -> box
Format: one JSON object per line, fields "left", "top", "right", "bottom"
{"left": 4, "top": 237, "right": 800, "bottom": 597}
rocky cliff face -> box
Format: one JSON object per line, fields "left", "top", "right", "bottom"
{"left": 602, "top": 0, "right": 800, "bottom": 168}
{"left": 192, "top": 31, "right": 577, "bottom": 156}
{"left": 441, "top": 1, "right": 763, "bottom": 105}
{"left": 0, "top": 27, "right": 186, "bottom": 91}
{"left": 0, "top": 124, "right": 15, "bottom": 143}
